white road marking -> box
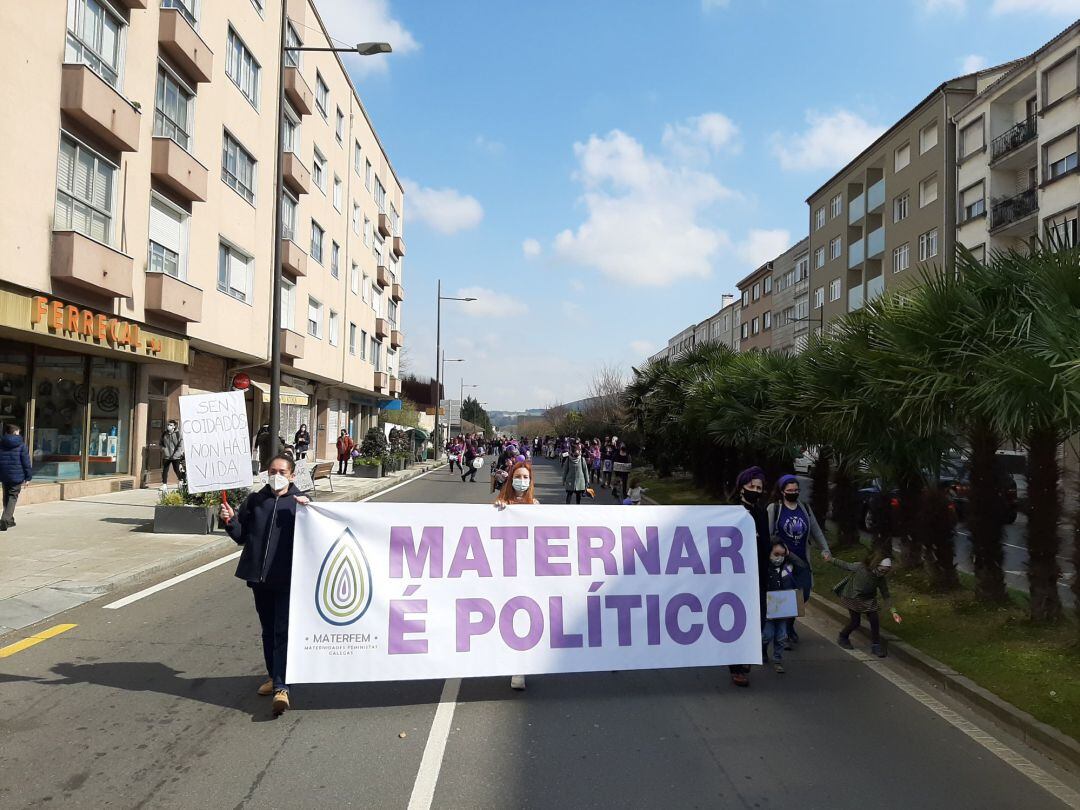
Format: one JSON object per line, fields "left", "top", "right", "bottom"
{"left": 360, "top": 465, "right": 442, "bottom": 502}
{"left": 103, "top": 552, "right": 242, "bottom": 609}
{"left": 407, "top": 677, "right": 461, "bottom": 810}
{"left": 802, "top": 616, "right": 1080, "bottom": 809}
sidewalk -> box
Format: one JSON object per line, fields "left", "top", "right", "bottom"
{"left": 0, "top": 460, "right": 444, "bottom": 637}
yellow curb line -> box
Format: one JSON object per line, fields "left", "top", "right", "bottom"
{"left": 0, "top": 624, "right": 78, "bottom": 658}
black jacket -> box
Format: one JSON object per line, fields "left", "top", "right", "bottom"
{"left": 226, "top": 483, "right": 303, "bottom": 587}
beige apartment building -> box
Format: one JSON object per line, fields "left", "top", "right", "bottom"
{"left": 0, "top": 0, "right": 405, "bottom": 502}
{"left": 735, "top": 262, "right": 773, "bottom": 351}
{"left": 766, "top": 237, "right": 810, "bottom": 355}
{"left": 646, "top": 294, "right": 738, "bottom": 365}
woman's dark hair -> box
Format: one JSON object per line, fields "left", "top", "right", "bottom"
{"left": 268, "top": 454, "right": 295, "bottom": 473}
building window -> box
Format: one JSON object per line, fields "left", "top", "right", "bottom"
{"left": 333, "top": 174, "right": 342, "bottom": 210}
{"left": 374, "top": 176, "right": 386, "bottom": 212}
{"left": 893, "top": 243, "right": 910, "bottom": 273}
{"left": 281, "top": 192, "right": 297, "bottom": 241}
{"left": 362, "top": 273, "right": 370, "bottom": 303}
{"left": 751, "top": 317, "right": 760, "bottom": 335}
{"left": 335, "top": 107, "right": 345, "bottom": 144}
{"left": 920, "top": 121, "right": 938, "bottom": 154}
{"left": 830, "top": 193, "right": 842, "bottom": 218}
{"left": 829, "top": 236, "right": 842, "bottom": 260}
{"left": 352, "top": 203, "right": 361, "bottom": 234}
{"left": 349, "top": 322, "right": 357, "bottom": 354}
{"left": 360, "top": 330, "right": 368, "bottom": 360}
{"left": 315, "top": 71, "right": 329, "bottom": 119}
{"left": 740, "top": 323, "right": 748, "bottom": 340}
{"left": 148, "top": 194, "right": 187, "bottom": 278}
{"left": 354, "top": 140, "right": 362, "bottom": 175}
{"left": 281, "top": 278, "right": 295, "bottom": 329}
{"left": 284, "top": 23, "right": 301, "bottom": 68}
{"left": 813, "top": 286, "right": 824, "bottom": 309}
{"left": 919, "top": 228, "right": 938, "bottom": 261}
{"left": 350, "top": 262, "right": 360, "bottom": 294}
{"left": 310, "top": 220, "right": 324, "bottom": 263}
{"left": 373, "top": 339, "right": 383, "bottom": 372}
{"left": 221, "top": 131, "right": 256, "bottom": 204}
{"left": 960, "top": 119, "right": 984, "bottom": 158}
{"left": 161, "top": 0, "right": 197, "bottom": 27}
{"left": 1045, "top": 209, "right": 1078, "bottom": 249}
{"left": 894, "top": 142, "right": 910, "bottom": 172}
{"left": 330, "top": 241, "right": 340, "bottom": 278}
{"left": 328, "top": 310, "right": 339, "bottom": 346}
{"left": 763, "top": 311, "right": 772, "bottom": 330}
{"left": 829, "top": 278, "right": 841, "bottom": 302}
{"left": 893, "top": 192, "right": 909, "bottom": 222}
{"left": 1044, "top": 54, "right": 1078, "bottom": 108}
{"left": 390, "top": 203, "right": 400, "bottom": 236}
{"left": 796, "top": 254, "right": 809, "bottom": 279}
{"left": 225, "top": 27, "right": 260, "bottom": 108}
{"left": 752, "top": 282, "right": 760, "bottom": 301}
{"left": 154, "top": 64, "right": 194, "bottom": 150}
{"left": 919, "top": 174, "right": 938, "bottom": 208}
{"left": 960, "top": 182, "right": 985, "bottom": 222}
{"left": 763, "top": 275, "right": 772, "bottom": 294}
{"left": 815, "top": 247, "right": 825, "bottom": 268}
{"left": 55, "top": 132, "right": 116, "bottom": 244}
{"left": 312, "top": 147, "right": 326, "bottom": 191}
{"left": 741, "top": 290, "right": 749, "bottom": 306}
{"left": 1045, "top": 132, "right": 1078, "bottom": 182}
{"left": 814, "top": 206, "right": 825, "bottom": 230}
{"left": 365, "top": 159, "right": 373, "bottom": 191}
{"left": 364, "top": 216, "right": 372, "bottom": 246}
{"left": 65, "top": 0, "right": 125, "bottom": 88}
{"left": 307, "top": 297, "right": 323, "bottom": 338}
{"left": 217, "top": 241, "right": 252, "bottom": 303}
{"left": 282, "top": 105, "right": 300, "bottom": 155}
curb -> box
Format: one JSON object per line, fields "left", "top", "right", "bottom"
{"left": 809, "top": 595, "right": 1080, "bottom": 771}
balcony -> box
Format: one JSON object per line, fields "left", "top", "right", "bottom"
{"left": 150, "top": 137, "right": 207, "bottom": 202}
{"left": 866, "top": 226, "right": 885, "bottom": 258}
{"left": 389, "top": 376, "right": 401, "bottom": 396}
{"left": 280, "top": 329, "right": 305, "bottom": 359}
{"left": 392, "top": 236, "right": 406, "bottom": 258}
{"left": 848, "top": 237, "right": 864, "bottom": 269}
{"left": 867, "top": 179, "right": 885, "bottom": 212}
{"left": 866, "top": 275, "right": 885, "bottom": 303}
{"left": 282, "top": 151, "right": 310, "bottom": 196}
{"left": 848, "top": 284, "right": 864, "bottom": 312}
{"left": 374, "top": 372, "right": 388, "bottom": 393}
{"left": 145, "top": 272, "right": 202, "bottom": 322}
{"left": 51, "top": 230, "right": 134, "bottom": 299}
{"left": 990, "top": 188, "right": 1038, "bottom": 233}
{"left": 158, "top": 8, "right": 214, "bottom": 84}
{"left": 391, "top": 282, "right": 404, "bottom": 302}
{"left": 390, "top": 329, "right": 402, "bottom": 349}
{"left": 115, "top": 0, "right": 147, "bottom": 8}
{"left": 990, "top": 115, "right": 1037, "bottom": 163}
{"left": 377, "top": 212, "right": 392, "bottom": 237}
{"left": 848, "top": 193, "right": 865, "bottom": 224}
{"left": 375, "top": 318, "right": 389, "bottom": 339}
{"left": 283, "top": 67, "right": 314, "bottom": 117}
{"left": 59, "top": 64, "right": 141, "bottom": 152}
{"left": 376, "top": 264, "right": 390, "bottom": 288}
{"left": 280, "top": 239, "right": 307, "bottom": 278}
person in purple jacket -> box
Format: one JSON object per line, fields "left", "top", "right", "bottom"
{"left": 0, "top": 424, "right": 33, "bottom": 531}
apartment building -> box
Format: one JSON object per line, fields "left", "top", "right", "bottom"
{"left": 767, "top": 238, "right": 811, "bottom": 355}
{"left": 735, "top": 262, "right": 774, "bottom": 351}
{"left": 645, "top": 294, "right": 738, "bottom": 366}
{"left": 954, "top": 21, "right": 1080, "bottom": 260}
{"left": 0, "top": 0, "right": 405, "bottom": 501}
{"left": 806, "top": 64, "right": 1019, "bottom": 328}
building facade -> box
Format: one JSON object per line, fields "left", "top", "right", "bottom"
{"left": 0, "top": 0, "right": 405, "bottom": 502}
{"left": 766, "top": 238, "right": 810, "bottom": 355}
{"left": 735, "top": 262, "right": 774, "bottom": 351}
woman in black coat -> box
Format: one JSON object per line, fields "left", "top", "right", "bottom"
{"left": 293, "top": 424, "right": 311, "bottom": 459}
{"left": 727, "top": 466, "right": 772, "bottom": 688}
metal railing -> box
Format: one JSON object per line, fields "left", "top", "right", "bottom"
{"left": 990, "top": 115, "right": 1037, "bottom": 161}
{"left": 990, "top": 188, "right": 1038, "bottom": 230}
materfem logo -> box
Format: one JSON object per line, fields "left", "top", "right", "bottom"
{"left": 315, "top": 527, "right": 373, "bottom": 625}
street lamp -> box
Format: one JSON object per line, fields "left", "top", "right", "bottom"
{"left": 459, "top": 380, "right": 479, "bottom": 434}
{"left": 434, "top": 280, "right": 476, "bottom": 456}
{"left": 268, "top": 7, "right": 391, "bottom": 456}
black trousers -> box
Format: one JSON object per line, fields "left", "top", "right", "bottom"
{"left": 338, "top": 458, "right": 349, "bottom": 474}
{"left": 462, "top": 464, "right": 477, "bottom": 482}
{"left": 841, "top": 610, "right": 881, "bottom": 643}
{"left": 2, "top": 482, "right": 22, "bottom": 524}
{"left": 162, "top": 459, "right": 184, "bottom": 484}
{"left": 252, "top": 585, "right": 290, "bottom": 691}
{"left": 565, "top": 489, "right": 583, "bottom": 504}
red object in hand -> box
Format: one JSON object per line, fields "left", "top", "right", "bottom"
{"left": 222, "top": 490, "right": 231, "bottom": 524}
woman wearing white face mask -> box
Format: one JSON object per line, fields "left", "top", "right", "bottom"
{"left": 220, "top": 454, "right": 310, "bottom": 716}
{"left": 494, "top": 461, "right": 538, "bottom": 690}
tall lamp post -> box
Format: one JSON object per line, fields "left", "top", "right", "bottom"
{"left": 459, "top": 380, "right": 479, "bottom": 434}
{"left": 269, "top": 7, "right": 391, "bottom": 456}
{"left": 433, "top": 280, "right": 476, "bottom": 456}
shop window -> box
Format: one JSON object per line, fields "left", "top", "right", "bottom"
{"left": 88, "top": 358, "right": 132, "bottom": 477}
{"left": 32, "top": 353, "right": 88, "bottom": 481}
{"left": 0, "top": 347, "right": 30, "bottom": 435}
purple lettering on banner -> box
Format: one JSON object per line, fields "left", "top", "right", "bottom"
{"left": 664, "top": 526, "right": 706, "bottom": 575}
{"left": 389, "top": 526, "right": 444, "bottom": 579}
{"left": 646, "top": 594, "right": 661, "bottom": 645}
{"left": 707, "top": 526, "right": 745, "bottom": 574}
{"left": 549, "top": 596, "right": 583, "bottom": 648}
{"left": 491, "top": 526, "right": 529, "bottom": 576}
{"left": 577, "top": 526, "right": 618, "bottom": 576}
{"left": 587, "top": 593, "right": 603, "bottom": 647}
{"left": 388, "top": 599, "right": 428, "bottom": 654}
{"left": 620, "top": 526, "right": 660, "bottom": 575}
{"left": 664, "top": 593, "right": 703, "bottom": 645}
{"left": 604, "top": 594, "right": 642, "bottom": 646}
{"left": 707, "top": 592, "right": 746, "bottom": 642}
{"left": 455, "top": 597, "right": 495, "bottom": 652}
{"left": 534, "top": 526, "right": 572, "bottom": 576}
{"left": 447, "top": 526, "right": 493, "bottom": 578}
{"left": 499, "top": 596, "right": 545, "bottom": 651}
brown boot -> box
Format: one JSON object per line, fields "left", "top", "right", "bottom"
{"left": 257, "top": 678, "right": 273, "bottom": 696}
{"left": 272, "top": 690, "right": 290, "bottom": 716}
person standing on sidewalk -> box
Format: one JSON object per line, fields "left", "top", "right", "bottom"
{"left": 161, "top": 419, "right": 184, "bottom": 485}
{"left": 294, "top": 424, "right": 311, "bottom": 460}
{"left": 220, "top": 454, "right": 309, "bottom": 717}
{"left": 335, "top": 429, "right": 354, "bottom": 475}
{"left": 562, "top": 442, "right": 590, "bottom": 504}
{"left": 494, "top": 461, "right": 539, "bottom": 690}
{"left": 728, "top": 466, "right": 772, "bottom": 688}
{"left": 0, "top": 424, "right": 32, "bottom": 531}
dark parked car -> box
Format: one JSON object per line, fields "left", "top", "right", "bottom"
{"left": 856, "top": 479, "right": 958, "bottom": 534}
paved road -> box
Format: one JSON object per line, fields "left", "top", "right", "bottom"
{"left": 1, "top": 459, "right": 1077, "bottom": 809}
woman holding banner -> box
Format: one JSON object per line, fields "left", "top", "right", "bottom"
{"left": 728, "top": 466, "right": 773, "bottom": 688}
{"left": 494, "top": 461, "right": 539, "bottom": 690}
{"left": 220, "top": 454, "right": 309, "bottom": 717}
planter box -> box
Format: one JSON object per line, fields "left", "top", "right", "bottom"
{"left": 353, "top": 463, "right": 382, "bottom": 478}
{"left": 154, "top": 505, "right": 214, "bottom": 534}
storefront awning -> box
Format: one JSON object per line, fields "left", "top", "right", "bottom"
{"left": 408, "top": 427, "right": 430, "bottom": 440}
{"left": 379, "top": 399, "right": 402, "bottom": 411}
{"left": 250, "top": 381, "right": 309, "bottom": 406}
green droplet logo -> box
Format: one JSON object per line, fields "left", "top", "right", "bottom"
{"left": 315, "top": 527, "right": 372, "bottom": 625}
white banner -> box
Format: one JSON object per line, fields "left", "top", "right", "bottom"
{"left": 178, "top": 390, "right": 253, "bottom": 494}
{"left": 287, "top": 503, "right": 761, "bottom": 683}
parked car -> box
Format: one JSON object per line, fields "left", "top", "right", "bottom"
{"left": 856, "top": 479, "right": 959, "bottom": 533}
{"left": 940, "top": 458, "right": 1018, "bottom": 525}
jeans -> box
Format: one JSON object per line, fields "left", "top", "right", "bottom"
{"left": 252, "top": 585, "right": 291, "bottom": 692}
{"left": 565, "top": 490, "right": 583, "bottom": 504}
{"left": 2, "top": 482, "right": 22, "bottom": 525}
{"left": 613, "top": 472, "right": 629, "bottom": 498}
{"left": 162, "top": 459, "right": 183, "bottom": 484}
{"left": 841, "top": 609, "right": 880, "bottom": 644}
{"left": 762, "top": 619, "right": 788, "bottom": 661}
{"left": 338, "top": 458, "right": 349, "bottom": 475}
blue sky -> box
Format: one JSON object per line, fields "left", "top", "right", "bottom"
{"left": 319, "top": 0, "right": 1079, "bottom": 410}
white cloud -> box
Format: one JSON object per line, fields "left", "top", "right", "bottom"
{"left": 312, "top": 0, "right": 419, "bottom": 77}
{"left": 629, "top": 339, "right": 655, "bottom": 356}
{"left": 451, "top": 287, "right": 527, "bottom": 318}
{"left": 737, "top": 229, "right": 792, "bottom": 268}
{"left": 474, "top": 135, "right": 505, "bottom": 155}
{"left": 772, "top": 110, "right": 886, "bottom": 172}
{"left": 554, "top": 128, "right": 734, "bottom": 286}
{"left": 522, "top": 238, "right": 542, "bottom": 258}
{"left": 959, "top": 54, "right": 988, "bottom": 73}
{"left": 662, "top": 113, "right": 739, "bottom": 162}
{"left": 917, "top": 0, "right": 966, "bottom": 12}
{"left": 403, "top": 180, "right": 483, "bottom": 234}
{"left": 991, "top": 0, "right": 1080, "bottom": 13}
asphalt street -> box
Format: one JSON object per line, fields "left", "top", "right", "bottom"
{"left": 1, "top": 459, "right": 1078, "bottom": 809}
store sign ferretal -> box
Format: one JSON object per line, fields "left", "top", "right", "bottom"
{"left": 32, "top": 296, "right": 163, "bottom": 354}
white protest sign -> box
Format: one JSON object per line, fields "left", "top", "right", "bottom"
{"left": 765, "top": 589, "right": 803, "bottom": 620}
{"left": 287, "top": 503, "right": 761, "bottom": 683}
{"left": 178, "top": 390, "right": 253, "bottom": 493}
{"left": 293, "top": 459, "right": 315, "bottom": 493}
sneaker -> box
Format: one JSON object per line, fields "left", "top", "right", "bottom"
{"left": 257, "top": 678, "right": 274, "bottom": 696}
{"left": 510, "top": 674, "right": 526, "bottom": 690}
{"left": 773, "top": 662, "right": 786, "bottom": 674}
{"left": 837, "top": 634, "right": 854, "bottom": 650}
{"left": 272, "top": 689, "right": 290, "bottom": 716}
{"left": 871, "top": 643, "right": 887, "bottom": 658}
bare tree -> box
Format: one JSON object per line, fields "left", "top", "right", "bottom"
{"left": 587, "top": 363, "right": 627, "bottom": 429}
